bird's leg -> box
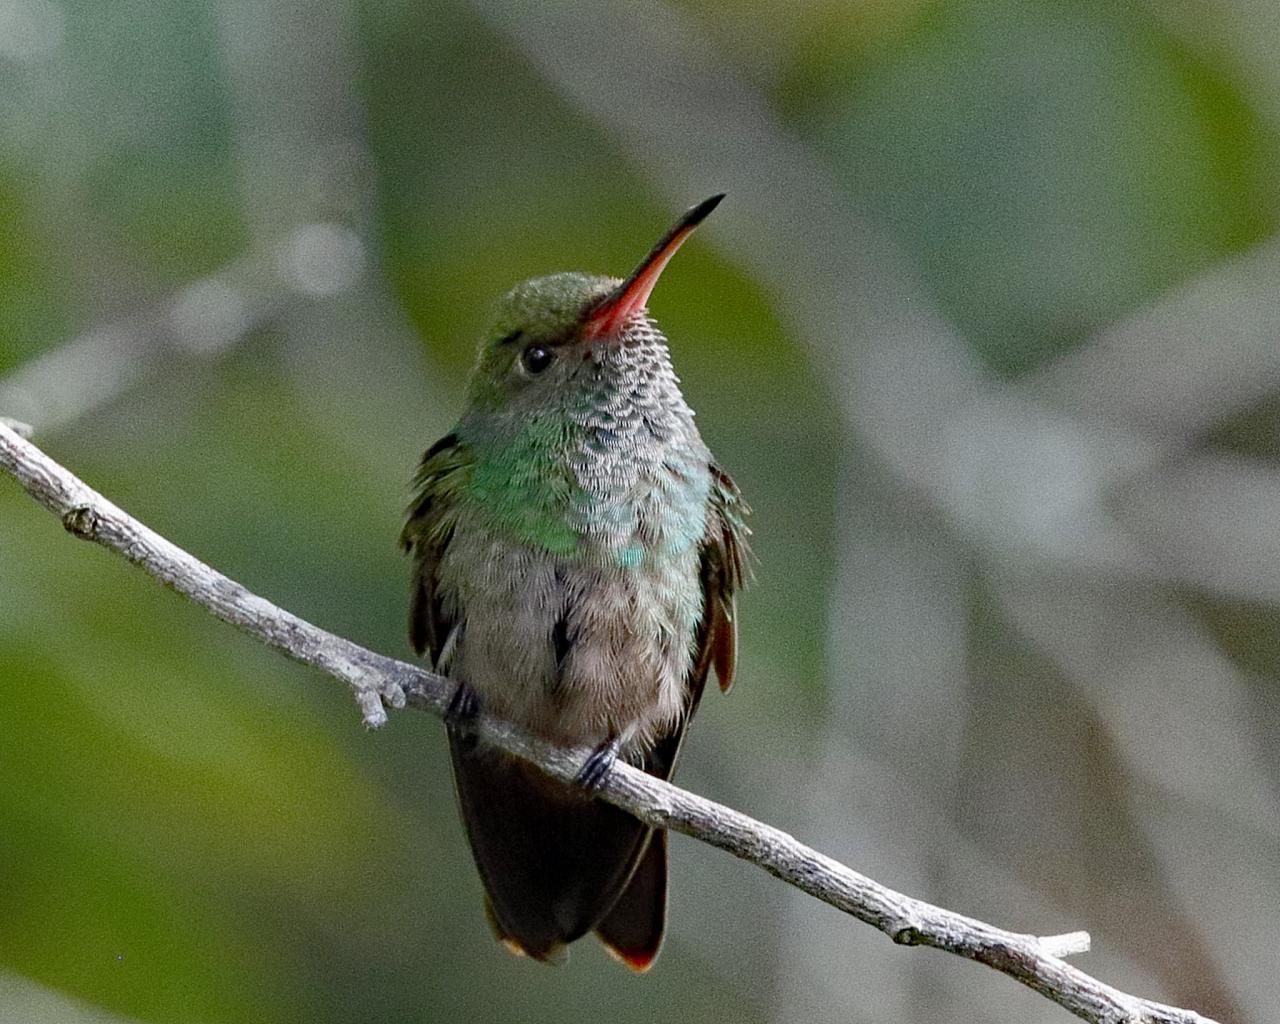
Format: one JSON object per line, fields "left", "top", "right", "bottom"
{"left": 576, "top": 738, "right": 620, "bottom": 791}
{"left": 576, "top": 725, "right": 636, "bottom": 791}
{"left": 445, "top": 681, "right": 482, "bottom": 751}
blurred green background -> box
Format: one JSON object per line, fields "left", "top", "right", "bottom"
{"left": 3, "top": 1, "right": 1280, "bottom": 1021}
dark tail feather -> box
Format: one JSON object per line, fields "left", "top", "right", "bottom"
{"left": 449, "top": 737, "right": 649, "bottom": 963}
{"left": 483, "top": 896, "right": 567, "bottom": 965}
{"left": 594, "top": 829, "right": 668, "bottom": 972}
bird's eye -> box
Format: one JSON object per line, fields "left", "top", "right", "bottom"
{"left": 521, "top": 344, "right": 554, "bottom": 374}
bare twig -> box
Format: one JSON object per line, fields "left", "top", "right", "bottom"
{"left": 0, "top": 419, "right": 1218, "bottom": 1024}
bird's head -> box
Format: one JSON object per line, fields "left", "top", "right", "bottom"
{"left": 461, "top": 195, "right": 723, "bottom": 422}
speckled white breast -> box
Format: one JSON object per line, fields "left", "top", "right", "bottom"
{"left": 436, "top": 523, "right": 704, "bottom": 755}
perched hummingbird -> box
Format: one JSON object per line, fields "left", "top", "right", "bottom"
{"left": 400, "top": 195, "right": 748, "bottom": 970}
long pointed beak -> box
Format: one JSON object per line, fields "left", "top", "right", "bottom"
{"left": 584, "top": 194, "right": 724, "bottom": 339}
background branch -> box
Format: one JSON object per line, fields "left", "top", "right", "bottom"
{"left": 0, "top": 419, "right": 1219, "bottom": 1024}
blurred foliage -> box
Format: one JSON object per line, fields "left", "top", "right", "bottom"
{"left": 1, "top": 1, "right": 1278, "bottom": 1023}
{"left": 0, "top": 164, "right": 65, "bottom": 370}
{"left": 786, "top": 0, "right": 1278, "bottom": 375}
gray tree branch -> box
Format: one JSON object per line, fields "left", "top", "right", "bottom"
{"left": 0, "top": 418, "right": 1218, "bottom": 1024}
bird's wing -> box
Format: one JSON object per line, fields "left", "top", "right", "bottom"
{"left": 701, "top": 462, "right": 751, "bottom": 694}
{"left": 400, "top": 431, "right": 470, "bottom": 662}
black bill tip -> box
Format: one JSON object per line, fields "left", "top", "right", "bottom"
{"left": 682, "top": 193, "right": 725, "bottom": 230}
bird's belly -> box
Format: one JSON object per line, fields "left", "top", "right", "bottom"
{"left": 440, "top": 531, "right": 701, "bottom": 755}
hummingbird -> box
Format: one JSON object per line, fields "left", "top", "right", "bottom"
{"left": 400, "top": 195, "right": 748, "bottom": 970}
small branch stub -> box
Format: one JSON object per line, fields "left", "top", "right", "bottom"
{"left": 892, "top": 925, "right": 925, "bottom": 946}
{"left": 1042, "top": 932, "right": 1093, "bottom": 958}
{"left": 62, "top": 503, "right": 99, "bottom": 539}
{"left": 357, "top": 688, "right": 389, "bottom": 729}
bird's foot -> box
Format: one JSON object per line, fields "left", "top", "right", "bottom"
{"left": 445, "top": 682, "right": 482, "bottom": 750}
{"left": 576, "top": 736, "right": 622, "bottom": 792}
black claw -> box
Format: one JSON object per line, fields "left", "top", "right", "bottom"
{"left": 576, "top": 737, "right": 621, "bottom": 792}
{"left": 445, "top": 682, "right": 482, "bottom": 749}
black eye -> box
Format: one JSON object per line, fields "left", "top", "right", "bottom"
{"left": 521, "top": 344, "right": 554, "bottom": 374}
